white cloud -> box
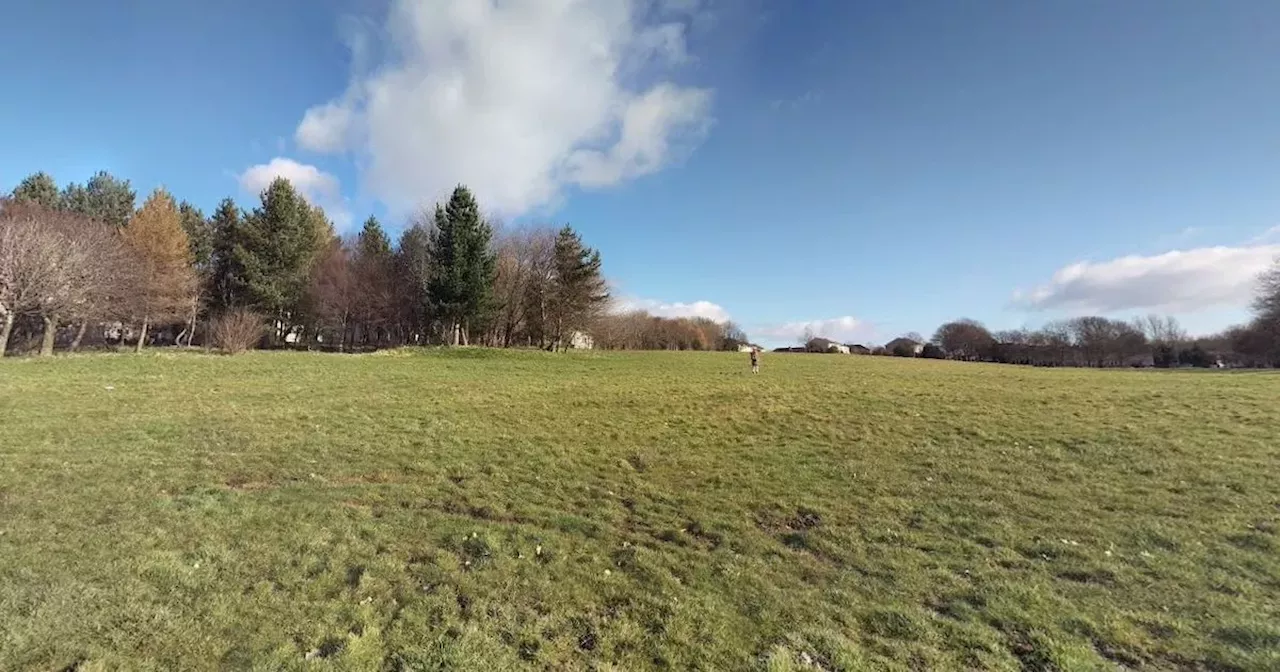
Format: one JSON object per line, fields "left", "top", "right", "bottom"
{"left": 755, "top": 316, "right": 875, "bottom": 345}
{"left": 1249, "top": 225, "right": 1280, "bottom": 244}
{"left": 295, "top": 103, "right": 354, "bottom": 154}
{"left": 613, "top": 296, "right": 731, "bottom": 322}
{"left": 294, "top": 0, "right": 714, "bottom": 216}
{"left": 769, "top": 90, "right": 822, "bottom": 111}
{"left": 1013, "top": 244, "right": 1280, "bottom": 314}
{"left": 237, "top": 157, "right": 352, "bottom": 230}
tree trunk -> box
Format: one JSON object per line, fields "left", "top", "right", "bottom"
{"left": 0, "top": 312, "right": 14, "bottom": 358}
{"left": 185, "top": 305, "right": 198, "bottom": 347}
{"left": 136, "top": 318, "right": 149, "bottom": 353}
{"left": 40, "top": 315, "right": 57, "bottom": 356}
{"left": 70, "top": 321, "right": 89, "bottom": 352}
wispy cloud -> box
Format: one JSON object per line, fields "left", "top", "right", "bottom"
{"left": 1249, "top": 225, "right": 1280, "bottom": 245}
{"left": 754, "top": 316, "right": 876, "bottom": 345}
{"left": 769, "top": 90, "right": 822, "bottom": 112}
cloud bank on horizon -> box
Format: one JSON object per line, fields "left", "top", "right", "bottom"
{"left": 1014, "top": 243, "right": 1280, "bottom": 315}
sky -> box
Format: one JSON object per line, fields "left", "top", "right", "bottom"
{"left": 3, "top": 0, "right": 1280, "bottom": 347}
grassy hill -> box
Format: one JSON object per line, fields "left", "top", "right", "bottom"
{"left": 1, "top": 350, "right": 1277, "bottom": 670}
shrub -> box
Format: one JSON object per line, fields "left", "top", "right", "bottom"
{"left": 1178, "top": 344, "right": 1213, "bottom": 368}
{"left": 210, "top": 309, "right": 263, "bottom": 355}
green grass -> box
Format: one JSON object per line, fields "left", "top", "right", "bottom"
{"left": 1, "top": 350, "right": 1278, "bottom": 671}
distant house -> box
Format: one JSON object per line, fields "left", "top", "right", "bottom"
{"left": 568, "top": 330, "right": 594, "bottom": 350}
{"left": 806, "top": 337, "right": 849, "bottom": 354}
{"left": 736, "top": 343, "right": 763, "bottom": 353}
{"left": 773, "top": 346, "right": 806, "bottom": 353}
{"left": 883, "top": 337, "right": 924, "bottom": 357}
{"left": 847, "top": 344, "right": 871, "bottom": 355}
{"left": 1123, "top": 353, "right": 1155, "bottom": 368}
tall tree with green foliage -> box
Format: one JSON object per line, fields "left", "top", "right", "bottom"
{"left": 396, "top": 222, "right": 433, "bottom": 343}
{"left": 61, "top": 171, "right": 135, "bottom": 227}
{"left": 222, "top": 179, "right": 329, "bottom": 341}
{"left": 176, "top": 202, "right": 213, "bottom": 345}
{"left": 179, "top": 202, "right": 213, "bottom": 272}
{"left": 10, "top": 172, "right": 61, "bottom": 209}
{"left": 207, "top": 198, "right": 244, "bottom": 314}
{"left": 352, "top": 216, "right": 396, "bottom": 344}
{"left": 427, "top": 186, "right": 496, "bottom": 345}
{"left": 548, "top": 225, "right": 609, "bottom": 350}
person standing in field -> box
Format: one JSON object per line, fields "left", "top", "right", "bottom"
{"left": 750, "top": 347, "right": 760, "bottom": 374}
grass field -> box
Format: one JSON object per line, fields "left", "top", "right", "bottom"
{"left": 1, "top": 350, "right": 1278, "bottom": 671}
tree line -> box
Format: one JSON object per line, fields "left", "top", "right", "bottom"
{"left": 1, "top": 170, "right": 624, "bottom": 356}
{"left": 888, "top": 272, "right": 1280, "bottom": 368}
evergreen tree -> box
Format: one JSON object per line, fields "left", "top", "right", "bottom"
{"left": 427, "top": 186, "right": 496, "bottom": 345}
{"left": 356, "top": 216, "right": 393, "bottom": 258}
{"left": 176, "top": 201, "right": 213, "bottom": 345}
{"left": 59, "top": 182, "right": 90, "bottom": 214}
{"left": 179, "top": 202, "right": 213, "bottom": 273}
{"left": 352, "top": 216, "right": 395, "bottom": 343}
{"left": 122, "top": 189, "right": 197, "bottom": 352}
{"left": 225, "top": 178, "right": 327, "bottom": 329}
{"left": 10, "top": 172, "right": 60, "bottom": 209}
{"left": 207, "top": 198, "right": 244, "bottom": 313}
{"left": 396, "top": 223, "right": 433, "bottom": 343}
{"left": 548, "top": 225, "right": 609, "bottom": 349}
{"left": 62, "top": 171, "right": 135, "bottom": 227}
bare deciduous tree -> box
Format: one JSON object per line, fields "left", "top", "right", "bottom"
{"left": 308, "top": 239, "right": 355, "bottom": 350}
{"left": 932, "top": 318, "right": 995, "bottom": 360}
{"left": 491, "top": 226, "right": 556, "bottom": 347}
{"left": 1255, "top": 257, "right": 1280, "bottom": 321}
{"left": 0, "top": 201, "right": 125, "bottom": 356}
{"left": 1134, "top": 314, "right": 1186, "bottom": 346}
{"left": 0, "top": 202, "right": 47, "bottom": 356}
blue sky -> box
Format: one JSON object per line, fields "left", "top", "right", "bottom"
{"left": 3, "top": 0, "right": 1280, "bottom": 346}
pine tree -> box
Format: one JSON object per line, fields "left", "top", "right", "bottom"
{"left": 177, "top": 201, "right": 212, "bottom": 346}
{"left": 396, "top": 223, "right": 433, "bottom": 343}
{"left": 10, "top": 172, "right": 61, "bottom": 209}
{"left": 122, "top": 189, "right": 198, "bottom": 352}
{"left": 179, "top": 202, "right": 213, "bottom": 273}
{"left": 207, "top": 198, "right": 244, "bottom": 314}
{"left": 62, "top": 171, "right": 135, "bottom": 227}
{"left": 427, "top": 186, "right": 496, "bottom": 345}
{"left": 225, "top": 178, "right": 327, "bottom": 331}
{"left": 549, "top": 225, "right": 609, "bottom": 349}
{"left": 59, "top": 183, "right": 90, "bottom": 214}
{"left": 352, "top": 216, "right": 395, "bottom": 344}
